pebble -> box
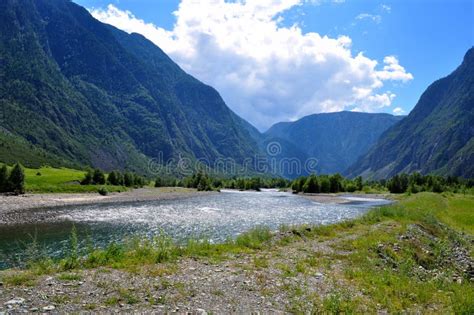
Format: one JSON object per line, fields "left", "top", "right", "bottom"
{"left": 42, "top": 305, "right": 55, "bottom": 311}
{"left": 195, "top": 308, "right": 207, "bottom": 315}
{"left": 29, "top": 307, "right": 39, "bottom": 312}
{"left": 4, "top": 298, "right": 25, "bottom": 306}
{"left": 315, "top": 272, "right": 324, "bottom": 279}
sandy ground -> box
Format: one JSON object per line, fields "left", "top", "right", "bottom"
{"left": 0, "top": 188, "right": 213, "bottom": 217}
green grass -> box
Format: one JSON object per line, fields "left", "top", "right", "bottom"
{"left": 331, "top": 193, "right": 474, "bottom": 313}
{"left": 57, "top": 272, "right": 82, "bottom": 281}
{"left": 0, "top": 271, "right": 37, "bottom": 286}
{"left": 438, "top": 194, "right": 474, "bottom": 234}
{"left": 22, "top": 166, "right": 127, "bottom": 193}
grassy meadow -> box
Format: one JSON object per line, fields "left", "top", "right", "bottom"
{"left": 1, "top": 164, "right": 128, "bottom": 193}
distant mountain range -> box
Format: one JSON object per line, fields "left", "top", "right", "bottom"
{"left": 0, "top": 0, "right": 260, "bottom": 174}
{"left": 346, "top": 48, "right": 474, "bottom": 179}
{"left": 260, "top": 112, "right": 404, "bottom": 177}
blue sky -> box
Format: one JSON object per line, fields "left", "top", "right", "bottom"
{"left": 75, "top": 0, "right": 474, "bottom": 130}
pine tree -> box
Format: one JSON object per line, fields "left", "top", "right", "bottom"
{"left": 0, "top": 165, "right": 8, "bottom": 193}
{"left": 9, "top": 163, "right": 25, "bottom": 195}
{"left": 154, "top": 177, "right": 162, "bottom": 188}
{"left": 319, "top": 176, "right": 330, "bottom": 193}
{"left": 355, "top": 176, "right": 363, "bottom": 191}
{"left": 81, "top": 169, "right": 93, "bottom": 185}
{"left": 107, "top": 171, "right": 118, "bottom": 186}
{"left": 124, "top": 173, "right": 134, "bottom": 187}
{"left": 303, "top": 175, "right": 319, "bottom": 193}
{"left": 92, "top": 169, "right": 106, "bottom": 185}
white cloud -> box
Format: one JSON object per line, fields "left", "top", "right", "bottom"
{"left": 378, "top": 56, "right": 414, "bottom": 82}
{"left": 91, "top": 1, "right": 413, "bottom": 130}
{"left": 381, "top": 4, "right": 391, "bottom": 13}
{"left": 393, "top": 107, "right": 405, "bottom": 115}
{"left": 355, "top": 13, "right": 382, "bottom": 24}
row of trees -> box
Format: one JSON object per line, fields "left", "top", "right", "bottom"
{"left": 290, "top": 173, "right": 473, "bottom": 194}
{"left": 81, "top": 169, "right": 148, "bottom": 188}
{"left": 154, "top": 172, "right": 291, "bottom": 192}
{"left": 0, "top": 163, "right": 25, "bottom": 194}
{"left": 291, "top": 174, "right": 363, "bottom": 194}
{"left": 385, "top": 173, "right": 472, "bottom": 194}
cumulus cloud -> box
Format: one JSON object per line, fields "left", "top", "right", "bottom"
{"left": 393, "top": 107, "right": 405, "bottom": 115}
{"left": 91, "top": 1, "right": 413, "bottom": 130}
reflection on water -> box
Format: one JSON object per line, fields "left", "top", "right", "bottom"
{"left": 0, "top": 190, "right": 390, "bottom": 268}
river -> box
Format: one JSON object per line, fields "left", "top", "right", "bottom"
{"left": 0, "top": 190, "right": 390, "bottom": 269}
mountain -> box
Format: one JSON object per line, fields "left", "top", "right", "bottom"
{"left": 263, "top": 112, "right": 404, "bottom": 177}
{"left": 0, "top": 0, "right": 260, "bottom": 173}
{"left": 346, "top": 48, "right": 474, "bottom": 179}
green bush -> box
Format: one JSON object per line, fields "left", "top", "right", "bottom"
{"left": 98, "top": 187, "right": 108, "bottom": 196}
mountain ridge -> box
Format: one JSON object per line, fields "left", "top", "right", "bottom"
{"left": 262, "top": 111, "right": 404, "bottom": 177}
{"left": 346, "top": 48, "right": 474, "bottom": 179}
{"left": 0, "top": 0, "right": 261, "bottom": 174}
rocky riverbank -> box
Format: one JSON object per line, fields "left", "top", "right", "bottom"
{"left": 0, "top": 188, "right": 214, "bottom": 224}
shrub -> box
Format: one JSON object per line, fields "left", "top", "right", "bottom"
{"left": 98, "top": 187, "right": 108, "bottom": 196}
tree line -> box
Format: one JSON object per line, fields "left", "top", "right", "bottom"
{"left": 154, "top": 171, "right": 290, "bottom": 192}
{"left": 0, "top": 163, "right": 25, "bottom": 194}
{"left": 81, "top": 169, "right": 148, "bottom": 188}
{"left": 385, "top": 173, "right": 473, "bottom": 194}
{"left": 290, "top": 173, "right": 473, "bottom": 194}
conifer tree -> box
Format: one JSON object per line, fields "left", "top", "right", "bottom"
{"left": 0, "top": 165, "right": 8, "bottom": 193}
{"left": 9, "top": 163, "right": 25, "bottom": 194}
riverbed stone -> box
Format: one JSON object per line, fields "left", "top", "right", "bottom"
{"left": 4, "top": 298, "right": 25, "bottom": 306}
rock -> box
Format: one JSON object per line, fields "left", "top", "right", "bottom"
{"left": 29, "top": 307, "right": 39, "bottom": 312}
{"left": 195, "top": 308, "right": 207, "bottom": 315}
{"left": 42, "top": 305, "right": 55, "bottom": 312}
{"left": 4, "top": 298, "right": 25, "bottom": 306}
{"left": 315, "top": 272, "right": 324, "bottom": 279}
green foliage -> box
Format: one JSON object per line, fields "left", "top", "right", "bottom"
{"left": 0, "top": 162, "right": 25, "bottom": 194}
{"left": 97, "top": 187, "right": 108, "bottom": 196}
{"left": 235, "top": 226, "right": 272, "bottom": 249}
{"left": 107, "top": 171, "right": 121, "bottom": 186}
{"left": 80, "top": 169, "right": 93, "bottom": 185}
{"left": 290, "top": 172, "right": 472, "bottom": 195}
{"left": 81, "top": 168, "right": 146, "bottom": 188}
{"left": 0, "top": 164, "right": 8, "bottom": 192}
{"left": 124, "top": 173, "right": 134, "bottom": 187}
{"left": 62, "top": 225, "right": 79, "bottom": 270}
{"left": 154, "top": 177, "right": 162, "bottom": 188}
{"left": 303, "top": 175, "right": 319, "bottom": 193}
{"left": 92, "top": 169, "right": 106, "bottom": 185}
